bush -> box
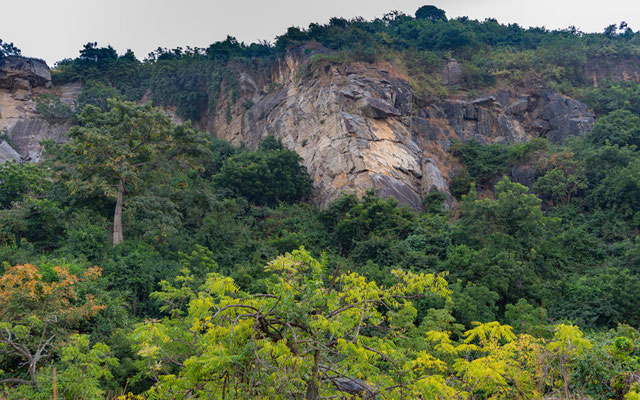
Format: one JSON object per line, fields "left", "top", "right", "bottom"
{"left": 449, "top": 169, "right": 473, "bottom": 200}
{"left": 214, "top": 138, "right": 312, "bottom": 206}
{"left": 35, "top": 93, "right": 75, "bottom": 123}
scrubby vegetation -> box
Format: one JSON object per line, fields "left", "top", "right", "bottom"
{"left": 3, "top": 4, "right": 640, "bottom": 399}
{"left": 0, "top": 39, "right": 21, "bottom": 60}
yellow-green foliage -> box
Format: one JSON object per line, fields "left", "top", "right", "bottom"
{"left": 129, "top": 248, "right": 638, "bottom": 400}
{"left": 132, "top": 247, "right": 455, "bottom": 399}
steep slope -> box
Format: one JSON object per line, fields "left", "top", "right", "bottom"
{"left": 0, "top": 50, "right": 599, "bottom": 208}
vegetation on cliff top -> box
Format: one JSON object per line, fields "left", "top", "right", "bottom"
{"left": 33, "top": 4, "right": 640, "bottom": 121}
{"left": 0, "top": 39, "right": 21, "bottom": 60}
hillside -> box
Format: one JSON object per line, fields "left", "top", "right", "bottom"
{"left": 2, "top": 5, "right": 640, "bottom": 399}
{"left": 3, "top": 12, "right": 638, "bottom": 206}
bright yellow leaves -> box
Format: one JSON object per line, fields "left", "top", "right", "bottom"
{"left": 129, "top": 248, "right": 603, "bottom": 400}
{"left": 546, "top": 323, "right": 592, "bottom": 356}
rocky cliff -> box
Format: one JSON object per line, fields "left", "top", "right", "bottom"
{"left": 0, "top": 56, "right": 78, "bottom": 163}
{"left": 585, "top": 55, "right": 640, "bottom": 87}
{"left": 195, "top": 46, "right": 595, "bottom": 209}
{"left": 0, "top": 51, "right": 598, "bottom": 208}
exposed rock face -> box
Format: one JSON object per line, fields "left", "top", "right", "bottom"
{"left": 0, "top": 57, "right": 72, "bottom": 162}
{"left": 511, "top": 164, "right": 536, "bottom": 189}
{"left": 440, "top": 59, "right": 462, "bottom": 86}
{"left": 585, "top": 56, "right": 640, "bottom": 87}
{"left": 0, "top": 140, "right": 21, "bottom": 164}
{"left": 439, "top": 90, "right": 594, "bottom": 145}
{"left": 203, "top": 48, "right": 595, "bottom": 209}
{"left": 0, "top": 56, "right": 51, "bottom": 90}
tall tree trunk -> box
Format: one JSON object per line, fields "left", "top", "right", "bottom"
{"left": 52, "top": 367, "right": 58, "bottom": 400}
{"left": 113, "top": 178, "right": 125, "bottom": 246}
{"left": 28, "top": 359, "right": 37, "bottom": 389}
{"left": 305, "top": 350, "right": 320, "bottom": 400}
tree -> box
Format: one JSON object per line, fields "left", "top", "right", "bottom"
{"left": 543, "top": 324, "right": 592, "bottom": 398}
{"left": 75, "top": 80, "right": 124, "bottom": 112}
{"left": 3, "top": 334, "right": 118, "bottom": 400}
{"left": 0, "top": 39, "right": 21, "bottom": 60}
{"left": 590, "top": 158, "right": 640, "bottom": 223}
{"left": 78, "top": 42, "right": 118, "bottom": 66}
{"left": 587, "top": 110, "right": 640, "bottom": 148}
{"left": 321, "top": 190, "right": 415, "bottom": 253}
{"left": 132, "top": 248, "right": 453, "bottom": 399}
{"left": 0, "top": 162, "right": 50, "bottom": 209}
{"left": 214, "top": 136, "right": 312, "bottom": 206}
{"left": 56, "top": 99, "right": 209, "bottom": 245}
{"left": 533, "top": 152, "right": 587, "bottom": 207}
{"left": 415, "top": 5, "right": 447, "bottom": 22}
{"left": 0, "top": 263, "right": 104, "bottom": 389}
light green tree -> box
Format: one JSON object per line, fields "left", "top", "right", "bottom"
{"left": 132, "top": 247, "right": 455, "bottom": 399}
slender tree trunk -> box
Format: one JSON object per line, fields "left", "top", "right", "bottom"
{"left": 113, "top": 178, "right": 125, "bottom": 246}
{"left": 28, "top": 359, "right": 37, "bottom": 389}
{"left": 305, "top": 350, "right": 320, "bottom": 400}
{"left": 52, "top": 367, "right": 58, "bottom": 400}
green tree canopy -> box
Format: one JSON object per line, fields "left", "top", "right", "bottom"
{"left": 415, "top": 5, "right": 447, "bottom": 22}
{"left": 132, "top": 248, "right": 452, "bottom": 399}
{"left": 214, "top": 136, "right": 312, "bottom": 206}
{"left": 55, "top": 99, "right": 210, "bottom": 245}
{"left": 0, "top": 39, "right": 21, "bottom": 60}
{"left": 587, "top": 109, "right": 640, "bottom": 148}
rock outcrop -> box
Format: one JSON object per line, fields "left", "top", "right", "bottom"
{"left": 0, "top": 56, "right": 51, "bottom": 90}
{"left": 0, "top": 56, "right": 72, "bottom": 162}
{"left": 440, "top": 59, "right": 462, "bottom": 86}
{"left": 203, "top": 47, "right": 595, "bottom": 209}
{"left": 439, "top": 90, "right": 594, "bottom": 145}
{"left": 0, "top": 140, "right": 21, "bottom": 164}
{"left": 585, "top": 56, "right": 640, "bottom": 87}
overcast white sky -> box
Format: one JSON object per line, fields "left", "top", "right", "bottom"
{"left": 2, "top": 0, "right": 639, "bottom": 66}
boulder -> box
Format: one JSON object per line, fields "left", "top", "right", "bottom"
{"left": 0, "top": 56, "right": 51, "bottom": 90}
{"left": 441, "top": 58, "right": 462, "bottom": 85}
{"left": 511, "top": 164, "right": 536, "bottom": 189}
{"left": 421, "top": 158, "right": 446, "bottom": 193}
{"left": 539, "top": 91, "right": 594, "bottom": 144}
{"left": 358, "top": 96, "right": 401, "bottom": 119}
{"left": 0, "top": 140, "right": 21, "bottom": 164}
{"left": 371, "top": 173, "right": 423, "bottom": 210}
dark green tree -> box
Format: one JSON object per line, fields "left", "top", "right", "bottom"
{"left": 415, "top": 5, "right": 447, "bottom": 21}
{"left": 0, "top": 39, "right": 21, "bottom": 59}
{"left": 214, "top": 137, "right": 312, "bottom": 206}
{"left": 587, "top": 109, "right": 640, "bottom": 148}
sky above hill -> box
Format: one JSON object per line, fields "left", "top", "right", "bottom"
{"left": 2, "top": 0, "right": 639, "bottom": 66}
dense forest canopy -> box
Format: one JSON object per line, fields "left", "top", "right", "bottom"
{"left": 2, "top": 4, "right": 640, "bottom": 399}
